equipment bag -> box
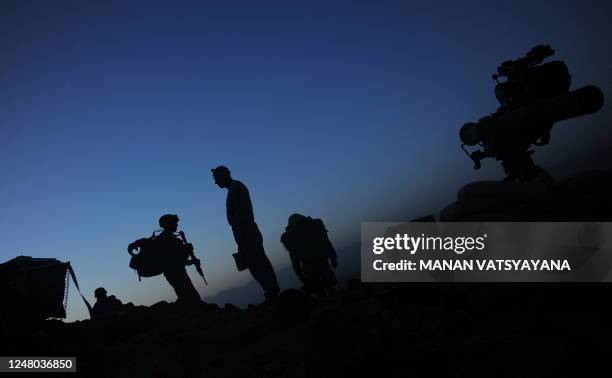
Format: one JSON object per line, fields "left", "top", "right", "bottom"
{"left": 128, "top": 238, "right": 167, "bottom": 278}
{"left": 0, "top": 256, "right": 92, "bottom": 322}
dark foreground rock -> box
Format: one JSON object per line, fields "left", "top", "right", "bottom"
{"left": 2, "top": 282, "right": 611, "bottom": 378}
{"left": 441, "top": 170, "right": 612, "bottom": 221}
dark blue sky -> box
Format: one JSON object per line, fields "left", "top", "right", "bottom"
{"left": 1, "top": 0, "right": 610, "bottom": 320}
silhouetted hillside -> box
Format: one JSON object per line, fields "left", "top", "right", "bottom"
{"left": 4, "top": 279, "right": 610, "bottom": 377}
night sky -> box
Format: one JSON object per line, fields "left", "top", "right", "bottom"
{"left": 1, "top": 0, "right": 610, "bottom": 321}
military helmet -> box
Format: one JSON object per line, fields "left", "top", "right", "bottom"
{"left": 287, "top": 213, "right": 308, "bottom": 228}
{"left": 159, "top": 214, "right": 179, "bottom": 229}
{"left": 94, "top": 287, "right": 107, "bottom": 299}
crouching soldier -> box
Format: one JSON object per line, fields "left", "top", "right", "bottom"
{"left": 128, "top": 214, "right": 202, "bottom": 306}
{"left": 281, "top": 213, "right": 338, "bottom": 297}
{"left": 92, "top": 287, "right": 123, "bottom": 319}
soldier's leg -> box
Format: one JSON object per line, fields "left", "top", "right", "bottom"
{"left": 237, "top": 223, "right": 280, "bottom": 300}
{"left": 247, "top": 248, "right": 280, "bottom": 300}
{"left": 302, "top": 262, "right": 325, "bottom": 298}
{"left": 320, "top": 261, "right": 337, "bottom": 295}
{"left": 176, "top": 268, "right": 201, "bottom": 304}
{"left": 165, "top": 268, "right": 201, "bottom": 304}
{"left": 164, "top": 271, "right": 182, "bottom": 301}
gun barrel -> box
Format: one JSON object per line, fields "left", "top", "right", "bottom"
{"left": 534, "top": 85, "right": 605, "bottom": 123}
{"left": 178, "top": 231, "right": 208, "bottom": 285}
{"left": 479, "top": 85, "right": 604, "bottom": 137}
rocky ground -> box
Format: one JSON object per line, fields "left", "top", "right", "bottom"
{"left": 440, "top": 170, "right": 612, "bottom": 221}
{"left": 4, "top": 280, "right": 610, "bottom": 378}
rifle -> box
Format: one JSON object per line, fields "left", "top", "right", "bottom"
{"left": 178, "top": 231, "right": 208, "bottom": 285}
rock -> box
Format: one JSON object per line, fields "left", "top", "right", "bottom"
{"left": 459, "top": 208, "right": 529, "bottom": 221}
{"left": 346, "top": 278, "right": 363, "bottom": 291}
{"left": 306, "top": 307, "right": 354, "bottom": 377}
{"left": 440, "top": 198, "right": 518, "bottom": 221}
{"left": 554, "top": 170, "right": 612, "bottom": 195}
{"left": 276, "top": 289, "right": 311, "bottom": 324}
{"left": 346, "top": 279, "right": 367, "bottom": 301}
{"left": 4, "top": 281, "right": 606, "bottom": 378}
{"left": 443, "top": 170, "right": 612, "bottom": 221}
{"left": 458, "top": 180, "right": 551, "bottom": 203}
{"left": 422, "top": 309, "right": 469, "bottom": 336}
{"left": 261, "top": 360, "right": 285, "bottom": 377}
{"left": 224, "top": 303, "right": 241, "bottom": 311}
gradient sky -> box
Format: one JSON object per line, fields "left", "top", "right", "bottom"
{"left": 1, "top": 0, "right": 610, "bottom": 321}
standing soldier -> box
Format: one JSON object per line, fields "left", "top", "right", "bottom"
{"left": 281, "top": 213, "right": 338, "bottom": 297}
{"left": 211, "top": 166, "right": 280, "bottom": 302}
{"left": 128, "top": 214, "right": 202, "bottom": 306}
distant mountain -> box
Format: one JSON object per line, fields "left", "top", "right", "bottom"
{"left": 204, "top": 242, "right": 360, "bottom": 307}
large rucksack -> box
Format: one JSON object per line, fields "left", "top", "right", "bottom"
{"left": 281, "top": 218, "right": 333, "bottom": 262}
{"left": 129, "top": 237, "right": 166, "bottom": 278}
{"left": 128, "top": 233, "right": 189, "bottom": 279}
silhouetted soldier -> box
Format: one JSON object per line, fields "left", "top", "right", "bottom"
{"left": 281, "top": 213, "right": 338, "bottom": 297}
{"left": 91, "top": 287, "right": 123, "bottom": 319}
{"left": 128, "top": 214, "right": 202, "bottom": 306}
{"left": 211, "top": 166, "right": 280, "bottom": 301}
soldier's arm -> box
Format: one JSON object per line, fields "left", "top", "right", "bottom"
{"left": 185, "top": 243, "right": 199, "bottom": 265}
{"left": 174, "top": 238, "right": 194, "bottom": 263}
{"left": 232, "top": 182, "right": 253, "bottom": 225}
{"left": 289, "top": 253, "right": 304, "bottom": 281}
{"left": 317, "top": 220, "right": 338, "bottom": 268}
{"left": 282, "top": 233, "right": 304, "bottom": 280}
{"left": 322, "top": 226, "right": 338, "bottom": 268}
{"left": 227, "top": 187, "right": 242, "bottom": 226}
{"left": 326, "top": 237, "right": 338, "bottom": 268}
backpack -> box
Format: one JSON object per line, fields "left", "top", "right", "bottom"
{"left": 281, "top": 218, "right": 332, "bottom": 262}
{"left": 128, "top": 233, "right": 189, "bottom": 279}
{"left": 129, "top": 238, "right": 165, "bottom": 278}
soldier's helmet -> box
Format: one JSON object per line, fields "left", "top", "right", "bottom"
{"left": 159, "top": 214, "right": 179, "bottom": 229}
{"left": 94, "top": 287, "right": 107, "bottom": 299}
{"left": 287, "top": 213, "right": 308, "bottom": 228}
